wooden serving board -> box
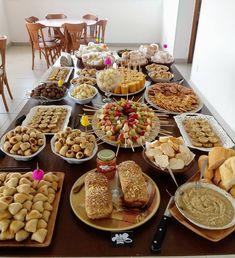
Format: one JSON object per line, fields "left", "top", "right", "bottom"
{"left": 0, "top": 171, "right": 64, "bottom": 247}
{"left": 170, "top": 172, "right": 235, "bottom": 242}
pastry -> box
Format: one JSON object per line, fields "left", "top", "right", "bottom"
{"left": 15, "top": 230, "right": 30, "bottom": 242}
{"left": 117, "top": 161, "right": 148, "bottom": 207}
{"left": 31, "top": 228, "right": 47, "bottom": 243}
{"left": 25, "top": 219, "right": 38, "bottom": 233}
{"left": 8, "top": 203, "right": 23, "bottom": 215}
{"left": 84, "top": 171, "right": 113, "bottom": 219}
{"left": 9, "top": 220, "right": 25, "bottom": 234}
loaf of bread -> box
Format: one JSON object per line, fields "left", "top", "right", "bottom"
{"left": 117, "top": 161, "right": 148, "bottom": 207}
{"left": 84, "top": 172, "right": 113, "bottom": 219}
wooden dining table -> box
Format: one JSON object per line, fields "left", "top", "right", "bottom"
{"left": 0, "top": 62, "right": 235, "bottom": 257}
{"left": 38, "top": 18, "right": 97, "bottom": 28}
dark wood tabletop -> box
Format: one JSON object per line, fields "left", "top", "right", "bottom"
{"left": 0, "top": 64, "right": 234, "bottom": 257}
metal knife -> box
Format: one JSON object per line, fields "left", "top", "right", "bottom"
{"left": 151, "top": 196, "right": 174, "bottom": 252}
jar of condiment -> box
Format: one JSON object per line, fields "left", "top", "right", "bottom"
{"left": 96, "top": 149, "right": 116, "bottom": 179}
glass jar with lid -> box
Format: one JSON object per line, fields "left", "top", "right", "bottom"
{"left": 96, "top": 149, "right": 116, "bottom": 179}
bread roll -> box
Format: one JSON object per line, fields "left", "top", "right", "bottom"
{"left": 219, "top": 156, "right": 235, "bottom": 191}
{"left": 208, "top": 147, "right": 235, "bottom": 170}
{"left": 117, "top": 161, "right": 148, "bottom": 207}
{"left": 84, "top": 171, "right": 113, "bottom": 219}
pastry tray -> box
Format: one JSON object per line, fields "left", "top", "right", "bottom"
{"left": 22, "top": 105, "right": 72, "bottom": 135}
{"left": 40, "top": 66, "right": 73, "bottom": 84}
{"left": 0, "top": 172, "right": 64, "bottom": 247}
{"left": 174, "top": 113, "right": 234, "bottom": 152}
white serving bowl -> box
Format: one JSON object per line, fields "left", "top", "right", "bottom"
{"left": 68, "top": 85, "right": 98, "bottom": 105}
{"left": 50, "top": 136, "right": 98, "bottom": 164}
{"left": 0, "top": 131, "right": 46, "bottom": 161}
{"left": 148, "top": 71, "right": 174, "bottom": 83}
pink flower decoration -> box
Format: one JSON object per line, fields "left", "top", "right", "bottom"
{"left": 32, "top": 168, "right": 44, "bottom": 181}
{"left": 163, "top": 44, "right": 168, "bottom": 49}
{"left": 104, "top": 57, "right": 112, "bottom": 66}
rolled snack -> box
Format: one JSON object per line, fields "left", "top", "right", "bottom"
{"left": 84, "top": 171, "right": 113, "bottom": 219}
{"left": 76, "top": 151, "right": 84, "bottom": 159}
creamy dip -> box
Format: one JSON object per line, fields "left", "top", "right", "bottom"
{"left": 177, "top": 187, "right": 234, "bottom": 228}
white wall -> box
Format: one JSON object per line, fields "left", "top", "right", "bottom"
{"left": 0, "top": 0, "right": 10, "bottom": 42}
{"left": 174, "top": 0, "right": 194, "bottom": 60}
{"left": 5, "top": 0, "right": 162, "bottom": 44}
{"left": 161, "top": 0, "right": 179, "bottom": 54}
{"left": 190, "top": 0, "right": 235, "bottom": 141}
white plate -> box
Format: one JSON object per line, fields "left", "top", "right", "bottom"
{"left": 174, "top": 113, "right": 234, "bottom": 152}
{"left": 40, "top": 66, "right": 73, "bottom": 84}
{"left": 0, "top": 131, "right": 46, "bottom": 161}
{"left": 22, "top": 105, "right": 72, "bottom": 135}
{"left": 174, "top": 182, "right": 235, "bottom": 230}
{"left": 50, "top": 136, "right": 98, "bottom": 164}
{"left": 144, "top": 85, "right": 203, "bottom": 114}
{"left": 98, "top": 81, "right": 151, "bottom": 97}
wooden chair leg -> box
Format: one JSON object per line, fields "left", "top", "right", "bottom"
{"left": 3, "top": 74, "right": 13, "bottom": 100}
{"left": 32, "top": 49, "right": 35, "bottom": 70}
{"left": 39, "top": 50, "right": 42, "bottom": 59}
{"left": 44, "top": 49, "right": 50, "bottom": 68}
{"left": 0, "top": 80, "right": 9, "bottom": 112}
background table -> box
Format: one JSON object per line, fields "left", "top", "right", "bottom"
{"left": 0, "top": 65, "right": 235, "bottom": 257}
{"left": 38, "top": 19, "right": 97, "bottom": 28}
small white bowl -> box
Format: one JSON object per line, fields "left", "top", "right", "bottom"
{"left": 0, "top": 132, "right": 46, "bottom": 161}
{"left": 68, "top": 86, "right": 98, "bottom": 105}
{"left": 148, "top": 71, "right": 174, "bottom": 83}
{"left": 50, "top": 136, "right": 98, "bottom": 164}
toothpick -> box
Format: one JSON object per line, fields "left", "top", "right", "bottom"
{"left": 96, "top": 135, "right": 107, "bottom": 142}
{"left": 167, "top": 166, "right": 179, "bottom": 188}
{"left": 83, "top": 105, "right": 99, "bottom": 110}
{"left": 116, "top": 144, "right": 120, "bottom": 157}
{"left": 82, "top": 108, "right": 97, "bottom": 112}
{"left": 130, "top": 96, "right": 134, "bottom": 101}
{"left": 130, "top": 143, "right": 135, "bottom": 152}
{"left": 97, "top": 141, "right": 105, "bottom": 146}
{"left": 136, "top": 96, "right": 143, "bottom": 102}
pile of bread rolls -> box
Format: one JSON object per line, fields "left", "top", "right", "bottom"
{"left": 198, "top": 147, "right": 235, "bottom": 197}
{"left": 0, "top": 172, "right": 59, "bottom": 243}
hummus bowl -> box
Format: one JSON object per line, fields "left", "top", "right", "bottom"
{"left": 174, "top": 182, "right": 235, "bottom": 230}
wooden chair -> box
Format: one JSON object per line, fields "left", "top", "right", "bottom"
{"left": 87, "top": 19, "right": 108, "bottom": 43}
{"left": 45, "top": 13, "right": 67, "bottom": 39}
{"left": 82, "top": 14, "right": 98, "bottom": 40}
{"left": 0, "top": 36, "right": 13, "bottom": 112}
{"left": 63, "top": 23, "right": 87, "bottom": 54}
{"left": 25, "top": 16, "right": 39, "bottom": 23}
{"left": 25, "top": 22, "right": 61, "bottom": 69}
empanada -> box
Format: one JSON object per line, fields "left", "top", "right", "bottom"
{"left": 0, "top": 173, "right": 7, "bottom": 182}
{"left": 51, "top": 182, "right": 58, "bottom": 191}
{"left": 44, "top": 172, "right": 59, "bottom": 183}
{"left": 32, "top": 201, "right": 44, "bottom": 213}
{"left": 26, "top": 209, "right": 42, "bottom": 221}
{"left": 14, "top": 193, "right": 28, "bottom": 203}
{"left": 44, "top": 202, "right": 53, "bottom": 211}
{"left": 0, "top": 201, "right": 8, "bottom": 212}
{"left": 5, "top": 177, "right": 19, "bottom": 188}
{"left": 19, "top": 178, "right": 32, "bottom": 186}
{"left": 22, "top": 200, "right": 32, "bottom": 211}
{"left": 0, "top": 219, "right": 11, "bottom": 232}
{"left": 37, "top": 180, "right": 51, "bottom": 189}
{"left": 13, "top": 208, "right": 27, "bottom": 221}
{"left": 47, "top": 193, "right": 55, "bottom": 204}
{"left": 15, "top": 229, "right": 30, "bottom": 242}
{"left": 8, "top": 202, "right": 22, "bottom": 215}
{"left": 0, "top": 229, "right": 15, "bottom": 240}
{"left": 16, "top": 184, "right": 31, "bottom": 194}
{"left": 25, "top": 218, "right": 38, "bottom": 233}
{"left": 21, "top": 172, "right": 33, "bottom": 180}
{"left": 9, "top": 220, "right": 25, "bottom": 233}
{"left": 0, "top": 210, "right": 12, "bottom": 220}
{"left": 6, "top": 172, "right": 21, "bottom": 180}
{"left": 31, "top": 228, "right": 47, "bottom": 243}
{"left": 33, "top": 193, "right": 47, "bottom": 202}
{"left": 38, "top": 185, "right": 48, "bottom": 196}
{"left": 37, "top": 219, "right": 47, "bottom": 229}
{"left": 3, "top": 186, "right": 16, "bottom": 196}
{"left": 0, "top": 196, "right": 13, "bottom": 204}
{"left": 42, "top": 210, "right": 51, "bottom": 222}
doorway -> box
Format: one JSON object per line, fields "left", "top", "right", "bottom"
{"left": 188, "top": 0, "right": 202, "bottom": 63}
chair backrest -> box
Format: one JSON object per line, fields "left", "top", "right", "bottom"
{"left": 63, "top": 23, "right": 87, "bottom": 53}
{"left": 25, "top": 16, "right": 39, "bottom": 23}
{"left": 25, "top": 22, "right": 46, "bottom": 49}
{"left": 45, "top": 14, "right": 67, "bottom": 19}
{"left": 82, "top": 14, "right": 98, "bottom": 21}
{"left": 0, "top": 35, "right": 7, "bottom": 69}
{"left": 95, "top": 19, "right": 107, "bottom": 43}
